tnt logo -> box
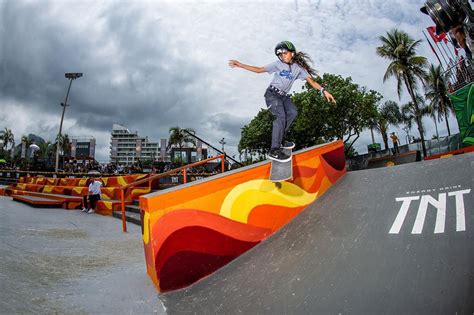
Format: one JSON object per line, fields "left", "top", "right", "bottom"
{"left": 389, "top": 189, "right": 471, "bottom": 234}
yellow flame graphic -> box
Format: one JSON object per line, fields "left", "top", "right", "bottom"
{"left": 220, "top": 179, "right": 318, "bottom": 223}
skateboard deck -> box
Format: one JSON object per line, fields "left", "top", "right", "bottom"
{"left": 270, "top": 148, "right": 293, "bottom": 182}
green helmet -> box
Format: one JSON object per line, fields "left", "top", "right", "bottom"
{"left": 275, "top": 41, "right": 296, "bottom": 56}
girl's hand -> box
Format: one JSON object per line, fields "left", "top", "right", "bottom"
{"left": 324, "top": 91, "right": 336, "bottom": 104}
{"left": 228, "top": 60, "right": 241, "bottom": 68}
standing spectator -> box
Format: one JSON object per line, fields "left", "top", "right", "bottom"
{"left": 390, "top": 132, "right": 400, "bottom": 154}
{"left": 81, "top": 176, "right": 102, "bottom": 214}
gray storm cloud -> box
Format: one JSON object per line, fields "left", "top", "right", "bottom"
{"left": 0, "top": 0, "right": 458, "bottom": 161}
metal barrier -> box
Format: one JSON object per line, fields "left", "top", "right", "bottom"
{"left": 445, "top": 59, "right": 474, "bottom": 93}
{"left": 118, "top": 154, "right": 226, "bottom": 232}
{"left": 347, "top": 134, "right": 465, "bottom": 170}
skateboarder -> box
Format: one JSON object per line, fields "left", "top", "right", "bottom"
{"left": 229, "top": 41, "right": 336, "bottom": 162}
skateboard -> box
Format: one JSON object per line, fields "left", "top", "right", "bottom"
{"left": 269, "top": 148, "right": 293, "bottom": 182}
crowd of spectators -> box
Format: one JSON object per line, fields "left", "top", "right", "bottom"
{"left": 63, "top": 160, "right": 144, "bottom": 175}
{"left": 0, "top": 158, "right": 228, "bottom": 176}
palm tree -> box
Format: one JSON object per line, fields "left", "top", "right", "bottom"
{"left": 168, "top": 127, "right": 196, "bottom": 149}
{"left": 62, "top": 134, "right": 71, "bottom": 157}
{"left": 373, "top": 101, "right": 403, "bottom": 150}
{"left": 168, "top": 127, "right": 196, "bottom": 164}
{"left": 401, "top": 96, "right": 431, "bottom": 148}
{"left": 425, "top": 64, "right": 453, "bottom": 136}
{"left": 426, "top": 104, "right": 441, "bottom": 151}
{"left": 2, "top": 128, "right": 14, "bottom": 151}
{"left": 376, "top": 29, "right": 429, "bottom": 156}
{"left": 37, "top": 141, "right": 52, "bottom": 159}
{"left": 54, "top": 134, "right": 71, "bottom": 156}
{"left": 35, "top": 141, "right": 52, "bottom": 170}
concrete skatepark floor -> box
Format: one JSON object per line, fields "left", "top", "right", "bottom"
{"left": 0, "top": 198, "right": 166, "bottom": 314}
{"left": 1, "top": 153, "right": 472, "bottom": 313}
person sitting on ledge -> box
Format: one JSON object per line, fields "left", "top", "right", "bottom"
{"left": 82, "top": 176, "right": 102, "bottom": 214}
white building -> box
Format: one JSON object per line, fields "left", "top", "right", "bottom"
{"left": 110, "top": 124, "right": 167, "bottom": 166}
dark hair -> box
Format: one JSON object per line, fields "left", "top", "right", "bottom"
{"left": 293, "top": 51, "right": 317, "bottom": 77}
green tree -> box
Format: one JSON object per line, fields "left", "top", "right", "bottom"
{"left": 376, "top": 29, "right": 429, "bottom": 156}
{"left": 401, "top": 96, "right": 431, "bottom": 142}
{"left": 2, "top": 128, "right": 14, "bottom": 151}
{"left": 373, "top": 100, "right": 403, "bottom": 150}
{"left": 54, "top": 134, "right": 71, "bottom": 156}
{"left": 37, "top": 141, "right": 52, "bottom": 159}
{"left": 238, "top": 109, "right": 273, "bottom": 158}
{"left": 425, "top": 64, "right": 453, "bottom": 136}
{"left": 168, "top": 127, "right": 196, "bottom": 164}
{"left": 168, "top": 127, "right": 196, "bottom": 149}
{"left": 295, "top": 74, "right": 380, "bottom": 153}
{"left": 344, "top": 143, "right": 359, "bottom": 158}
{"left": 238, "top": 74, "right": 380, "bottom": 157}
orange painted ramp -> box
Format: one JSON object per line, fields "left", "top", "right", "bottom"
{"left": 140, "top": 141, "right": 346, "bottom": 292}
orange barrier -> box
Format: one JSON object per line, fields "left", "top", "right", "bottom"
{"left": 140, "top": 141, "right": 346, "bottom": 292}
{"left": 119, "top": 154, "right": 226, "bottom": 232}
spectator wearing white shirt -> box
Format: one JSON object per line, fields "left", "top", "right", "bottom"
{"left": 81, "top": 177, "right": 102, "bottom": 214}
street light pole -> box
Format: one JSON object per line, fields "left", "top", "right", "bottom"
{"left": 55, "top": 73, "right": 82, "bottom": 172}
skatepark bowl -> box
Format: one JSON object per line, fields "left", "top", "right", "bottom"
{"left": 139, "top": 141, "right": 346, "bottom": 292}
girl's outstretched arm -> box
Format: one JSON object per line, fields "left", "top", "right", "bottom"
{"left": 228, "top": 60, "right": 266, "bottom": 73}
{"left": 306, "top": 76, "right": 336, "bottom": 104}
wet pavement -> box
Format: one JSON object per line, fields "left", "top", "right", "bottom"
{"left": 0, "top": 197, "right": 166, "bottom": 314}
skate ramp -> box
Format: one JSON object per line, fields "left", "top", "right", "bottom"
{"left": 367, "top": 150, "right": 420, "bottom": 168}
{"left": 161, "top": 153, "right": 474, "bottom": 314}
{"left": 140, "top": 141, "right": 346, "bottom": 292}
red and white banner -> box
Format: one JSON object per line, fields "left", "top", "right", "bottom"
{"left": 427, "top": 26, "right": 448, "bottom": 43}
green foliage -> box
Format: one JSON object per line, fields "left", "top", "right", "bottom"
{"left": 36, "top": 141, "right": 52, "bottom": 160}
{"left": 169, "top": 126, "right": 196, "bottom": 149}
{"left": 372, "top": 100, "right": 403, "bottom": 150}
{"left": 238, "top": 109, "right": 273, "bottom": 156}
{"left": 402, "top": 95, "right": 432, "bottom": 142}
{"left": 376, "top": 28, "right": 429, "bottom": 156}
{"left": 141, "top": 159, "right": 152, "bottom": 167}
{"left": 238, "top": 74, "right": 380, "bottom": 156}
{"left": 2, "top": 128, "right": 14, "bottom": 151}
{"left": 376, "top": 29, "right": 428, "bottom": 98}
{"left": 306, "top": 74, "right": 380, "bottom": 149}
{"left": 54, "top": 134, "right": 71, "bottom": 155}
{"left": 344, "top": 143, "right": 358, "bottom": 158}
{"left": 425, "top": 64, "right": 453, "bottom": 135}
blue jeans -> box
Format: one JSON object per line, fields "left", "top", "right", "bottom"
{"left": 264, "top": 88, "right": 298, "bottom": 149}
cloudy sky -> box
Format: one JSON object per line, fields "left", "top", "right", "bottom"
{"left": 0, "top": 0, "right": 459, "bottom": 162}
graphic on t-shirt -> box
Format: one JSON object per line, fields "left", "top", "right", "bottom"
{"left": 279, "top": 70, "right": 294, "bottom": 80}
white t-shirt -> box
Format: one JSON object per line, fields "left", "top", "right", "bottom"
{"left": 88, "top": 180, "right": 102, "bottom": 195}
{"left": 264, "top": 60, "right": 310, "bottom": 93}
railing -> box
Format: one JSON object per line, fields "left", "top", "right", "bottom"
{"left": 445, "top": 59, "right": 474, "bottom": 93}
{"left": 346, "top": 134, "right": 465, "bottom": 171}
{"left": 118, "top": 154, "right": 226, "bottom": 232}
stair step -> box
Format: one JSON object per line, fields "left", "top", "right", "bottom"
{"left": 125, "top": 204, "right": 140, "bottom": 213}
{"left": 112, "top": 210, "right": 141, "bottom": 226}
